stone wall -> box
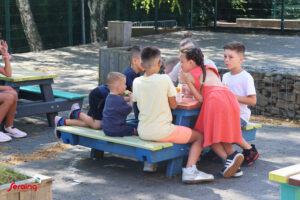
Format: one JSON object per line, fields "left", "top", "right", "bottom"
{"left": 218, "top": 67, "right": 300, "bottom": 120}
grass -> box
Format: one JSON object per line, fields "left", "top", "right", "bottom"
{"left": 0, "top": 164, "right": 30, "bottom": 185}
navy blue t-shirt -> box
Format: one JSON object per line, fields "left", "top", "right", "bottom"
{"left": 123, "top": 66, "right": 140, "bottom": 91}
{"left": 102, "top": 94, "right": 134, "bottom": 137}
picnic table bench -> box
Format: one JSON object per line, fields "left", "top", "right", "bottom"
{"left": 0, "top": 67, "right": 86, "bottom": 126}
{"left": 269, "top": 164, "right": 300, "bottom": 200}
{"left": 58, "top": 97, "right": 262, "bottom": 176}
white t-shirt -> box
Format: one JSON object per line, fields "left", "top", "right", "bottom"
{"left": 168, "top": 58, "right": 217, "bottom": 86}
{"left": 222, "top": 70, "right": 256, "bottom": 122}
{"left": 133, "top": 74, "right": 177, "bottom": 140}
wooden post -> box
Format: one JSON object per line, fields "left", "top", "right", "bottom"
{"left": 4, "top": 0, "right": 11, "bottom": 49}
{"left": 68, "top": 0, "right": 73, "bottom": 45}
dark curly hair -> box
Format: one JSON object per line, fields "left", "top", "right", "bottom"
{"left": 180, "top": 48, "right": 206, "bottom": 92}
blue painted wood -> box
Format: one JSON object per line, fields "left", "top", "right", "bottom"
{"left": 61, "top": 130, "right": 190, "bottom": 176}
{"left": 166, "top": 156, "right": 184, "bottom": 177}
{"left": 281, "top": 183, "right": 300, "bottom": 200}
{"left": 242, "top": 129, "right": 257, "bottom": 141}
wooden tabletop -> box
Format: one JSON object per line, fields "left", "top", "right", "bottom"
{"left": 0, "top": 67, "right": 57, "bottom": 82}
{"left": 176, "top": 97, "right": 201, "bottom": 110}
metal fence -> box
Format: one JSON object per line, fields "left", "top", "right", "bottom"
{"left": 0, "top": 0, "right": 90, "bottom": 53}
{"left": 213, "top": 0, "right": 300, "bottom": 32}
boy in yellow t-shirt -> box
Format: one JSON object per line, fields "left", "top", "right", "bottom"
{"left": 132, "top": 46, "right": 214, "bottom": 184}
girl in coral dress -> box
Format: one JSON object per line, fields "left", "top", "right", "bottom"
{"left": 179, "top": 48, "right": 244, "bottom": 178}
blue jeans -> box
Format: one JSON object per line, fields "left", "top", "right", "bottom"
{"left": 240, "top": 118, "right": 247, "bottom": 128}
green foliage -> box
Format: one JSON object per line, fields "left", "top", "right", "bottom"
{"left": 232, "top": 0, "right": 248, "bottom": 13}
{"left": 133, "top": 0, "right": 182, "bottom": 14}
{"left": 0, "top": 164, "right": 30, "bottom": 185}
{"left": 194, "top": 0, "right": 214, "bottom": 26}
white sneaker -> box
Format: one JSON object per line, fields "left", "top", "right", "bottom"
{"left": 182, "top": 165, "right": 214, "bottom": 184}
{"left": 143, "top": 162, "right": 158, "bottom": 172}
{"left": 68, "top": 103, "right": 80, "bottom": 119}
{"left": 54, "top": 116, "right": 63, "bottom": 138}
{"left": 233, "top": 168, "right": 243, "bottom": 178}
{"left": 0, "top": 131, "right": 12, "bottom": 142}
{"left": 4, "top": 127, "right": 27, "bottom": 138}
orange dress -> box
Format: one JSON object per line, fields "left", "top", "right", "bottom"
{"left": 190, "top": 66, "right": 243, "bottom": 148}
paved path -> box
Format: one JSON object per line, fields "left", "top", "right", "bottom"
{"left": 1, "top": 31, "right": 300, "bottom": 200}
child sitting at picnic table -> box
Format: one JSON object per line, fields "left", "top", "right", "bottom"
{"left": 123, "top": 45, "right": 143, "bottom": 91}
{"left": 222, "top": 41, "right": 259, "bottom": 166}
{"left": 164, "top": 56, "right": 180, "bottom": 74}
{"left": 133, "top": 46, "right": 214, "bottom": 183}
{"left": 0, "top": 40, "right": 27, "bottom": 143}
{"left": 54, "top": 72, "right": 136, "bottom": 137}
{"left": 180, "top": 47, "right": 244, "bottom": 178}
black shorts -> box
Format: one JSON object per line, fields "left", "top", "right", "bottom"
{"left": 87, "top": 87, "right": 106, "bottom": 120}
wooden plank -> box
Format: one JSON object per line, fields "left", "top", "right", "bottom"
{"left": 57, "top": 126, "right": 173, "bottom": 151}
{"left": 243, "top": 122, "right": 262, "bottom": 130}
{"left": 269, "top": 164, "right": 300, "bottom": 183}
{"left": 0, "top": 67, "right": 57, "bottom": 82}
{"left": 20, "top": 86, "right": 86, "bottom": 100}
{"left": 289, "top": 174, "right": 300, "bottom": 187}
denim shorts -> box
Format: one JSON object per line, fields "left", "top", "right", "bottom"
{"left": 240, "top": 118, "right": 247, "bottom": 128}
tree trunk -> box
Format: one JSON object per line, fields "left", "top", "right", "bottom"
{"left": 16, "top": 0, "right": 43, "bottom": 51}
{"left": 87, "top": 0, "right": 106, "bottom": 43}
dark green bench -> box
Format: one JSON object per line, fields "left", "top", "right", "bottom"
{"left": 19, "top": 86, "right": 86, "bottom": 100}
{"left": 17, "top": 86, "right": 86, "bottom": 126}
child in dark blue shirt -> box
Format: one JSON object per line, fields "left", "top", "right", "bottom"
{"left": 123, "top": 46, "right": 143, "bottom": 91}
{"left": 102, "top": 72, "right": 136, "bottom": 136}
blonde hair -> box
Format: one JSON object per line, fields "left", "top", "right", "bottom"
{"left": 106, "top": 72, "right": 125, "bottom": 90}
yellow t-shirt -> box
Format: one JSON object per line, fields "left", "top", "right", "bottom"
{"left": 133, "top": 74, "right": 177, "bottom": 140}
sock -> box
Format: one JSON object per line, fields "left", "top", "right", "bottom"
{"left": 74, "top": 110, "right": 81, "bottom": 118}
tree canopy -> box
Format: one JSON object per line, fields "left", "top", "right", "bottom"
{"left": 133, "top": 0, "right": 182, "bottom": 14}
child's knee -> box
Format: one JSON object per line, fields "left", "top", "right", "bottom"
{"left": 3, "top": 94, "right": 14, "bottom": 105}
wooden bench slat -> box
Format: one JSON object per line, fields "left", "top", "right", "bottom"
{"left": 20, "top": 86, "right": 86, "bottom": 100}
{"left": 243, "top": 122, "right": 262, "bottom": 130}
{"left": 289, "top": 174, "right": 300, "bottom": 187}
{"left": 57, "top": 126, "right": 173, "bottom": 151}
{"left": 269, "top": 164, "right": 300, "bottom": 183}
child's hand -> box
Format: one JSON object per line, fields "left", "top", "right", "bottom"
{"left": 180, "top": 72, "right": 194, "bottom": 84}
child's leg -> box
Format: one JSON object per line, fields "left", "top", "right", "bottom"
{"left": 77, "top": 112, "right": 101, "bottom": 129}
{"left": 211, "top": 143, "right": 228, "bottom": 161}
{"left": 221, "top": 143, "right": 235, "bottom": 155}
{"left": 3, "top": 90, "right": 18, "bottom": 127}
{"left": 0, "top": 93, "right": 14, "bottom": 123}
{"left": 186, "top": 129, "right": 203, "bottom": 168}
{"left": 65, "top": 119, "right": 90, "bottom": 127}
{"left": 236, "top": 138, "right": 252, "bottom": 150}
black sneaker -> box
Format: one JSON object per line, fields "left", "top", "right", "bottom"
{"left": 243, "top": 144, "right": 259, "bottom": 166}
{"left": 233, "top": 168, "right": 243, "bottom": 178}
{"left": 201, "top": 149, "right": 221, "bottom": 162}
{"left": 221, "top": 151, "right": 244, "bottom": 178}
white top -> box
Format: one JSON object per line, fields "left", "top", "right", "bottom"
{"left": 168, "top": 58, "right": 217, "bottom": 86}
{"left": 133, "top": 74, "right": 177, "bottom": 140}
{"left": 222, "top": 70, "right": 256, "bottom": 122}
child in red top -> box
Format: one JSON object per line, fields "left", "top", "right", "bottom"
{"left": 180, "top": 47, "right": 244, "bottom": 178}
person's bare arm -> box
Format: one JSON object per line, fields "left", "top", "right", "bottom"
{"left": 0, "top": 40, "right": 12, "bottom": 77}
{"left": 180, "top": 72, "right": 203, "bottom": 103}
{"left": 168, "top": 96, "right": 177, "bottom": 109}
{"left": 235, "top": 94, "right": 256, "bottom": 106}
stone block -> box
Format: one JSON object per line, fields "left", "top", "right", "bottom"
{"left": 276, "top": 99, "right": 287, "bottom": 109}
{"left": 257, "top": 94, "right": 269, "bottom": 106}
{"left": 107, "top": 21, "right": 132, "bottom": 48}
